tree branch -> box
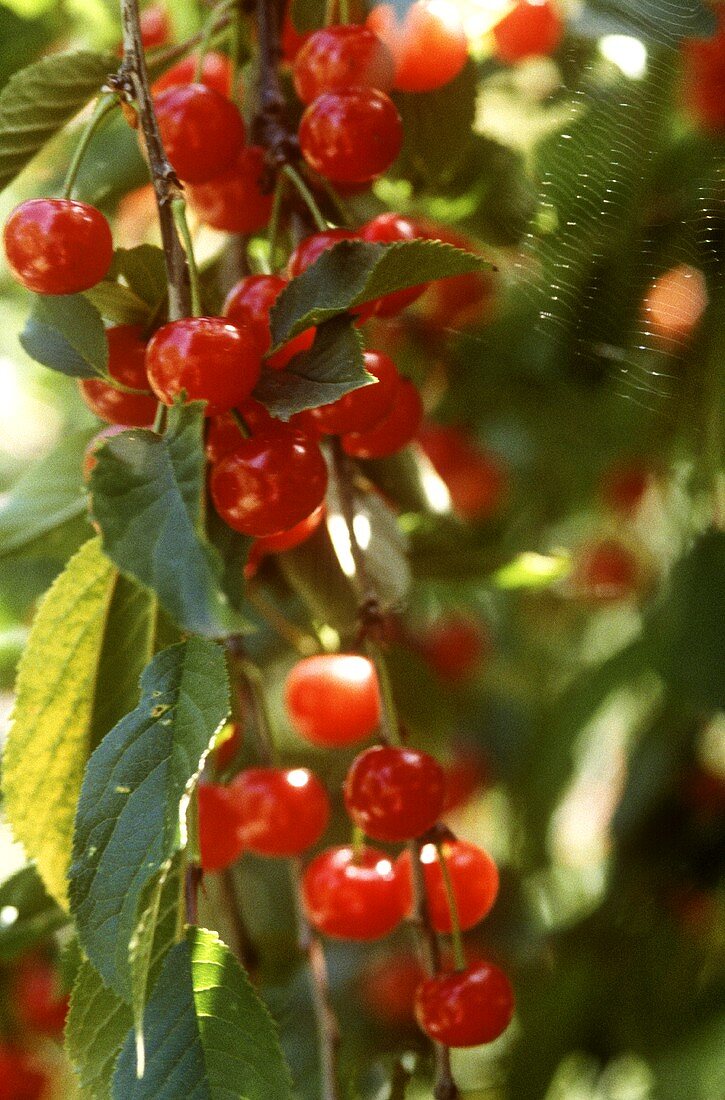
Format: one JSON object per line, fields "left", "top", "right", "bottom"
{"left": 118, "top": 0, "right": 191, "bottom": 320}
{"left": 252, "top": 0, "right": 299, "bottom": 170}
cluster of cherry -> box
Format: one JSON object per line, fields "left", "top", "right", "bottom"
{"left": 199, "top": 652, "right": 514, "bottom": 1050}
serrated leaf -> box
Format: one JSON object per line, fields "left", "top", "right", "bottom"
{"left": 0, "top": 430, "right": 92, "bottom": 557}
{"left": 269, "top": 239, "right": 491, "bottom": 347}
{"left": 2, "top": 537, "right": 116, "bottom": 908}
{"left": 113, "top": 928, "right": 294, "bottom": 1100}
{"left": 20, "top": 294, "right": 109, "bottom": 379}
{"left": 0, "top": 866, "right": 67, "bottom": 963}
{"left": 111, "top": 245, "right": 168, "bottom": 311}
{"left": 66, "top": 862, "right": 182, "bottom": 1100}
{"left": 89, "top": 405, "right": 247, "bottom": 638}
{"left": 84, "top": 281, "right": 153, "bottom": 326}
{"left": 253, "top": 316, "right": 369, "bottom": 420}
{"left": 0, "top": 49, "right": 116, "bottom": 192}
{"left": 69, "top": 638, "right": 230, "bottom": 999}
{"left": 392, "top": 59, "right": 476, "bottom": 189}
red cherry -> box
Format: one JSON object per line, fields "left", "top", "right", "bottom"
{"left": 213, "top": 721, "right": 243, "bottom": 773}
{"left": 281, "top": 3, "right": 312, "bottom": 62}
{"left": 344, "top": 745, "right": 446, "bottom": 842}
{"left": 308, "top": 350, "right": 399, "bottom": 435}
{"left": 342, "top": 376, "right": 423, "bottom": 459}
{"left": 4, "top": 198, "right": 113, "bottom": 295}
{"left": 443, "top": 747, "right": 489, "bottom": 812}
{"left": 492, "top": 0, "right": 563, "bottom": 63}
{"left": 153, "top": 83, "right": 245, "bottom": 183}
{"left": 302, "top": 845, "right": 405, "bottom": 940}
{"left": 140, "top": 4, "right": 170, "bottom": 48}
{"left": 415, "top": 961, "right": 515, "bottom": 1047}
{"left": 420, "top": 616, "right": 489, "bottom": 683}
{"left": 411, "top": 219, "right": 496, "bottom": 329}
{"left": 245, "top": 503, "right": 325, "bottom": 577}
{"left": 146, "top": 317, "right": 261, "bottom": 416}
{"left": 232, "top": 767, "right": 329, "bottom": 856}
{"left": 573, "top": 539, "right": 641, "bottom": 601}
{"left": 683, "top": 13, "right": 725, "bottom": 131}
{"left": 223, "top": 274, "right": 315, "bottom": 369}
{"left": 210, "top": 425, "right": 328, "bottom": 536}
{"left": 600, "top": 462, "right": 652, "bottom": 515}
{"left": 287, "top": 228, "right": 358, "bottom": 278}
{"left": 418, "top": 424, "right": 507, "bottom": 520}
{"left": 394, "top": 839, "right": 499, "bottom": 933}
{"left": 360, "top": 213, "right": 429, "bottom": 316}
{"left": 205, "top": 412, "right": 246, "bottom": 464}
{"left": 152, "top": 51, "right": 233, "bottom": 96}
{"left": 13, "top": 957, "right": 69, "bottom": 1035}
{"left": 284, "top": 654, "right": 382, "bottom": 747}
{"left": 299, "top": 89, "right": 403, "bottom": 184}
{"left": 198, "top": 782, "right": 245, "bottom": 871}
{"left": 360, "top": 951, "right": 425, "bottom": 1025}
{"left": 293, "top": 25, "right": 394, "bottom": 104}
{"left": 0, "top": 1045, "right": 47, "bottom": 1100}
{"left": 366, "top": 1, "right": 468, "bottom": 92}
{"left": 79, "top": 324, "right": 157, "bottom": 427}
{"left": 186, "top": 145, "right": 274, "bottom": 234}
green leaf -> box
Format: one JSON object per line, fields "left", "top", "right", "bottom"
{"left": 0, "top": 49, "right": 116, "bottom": 192}
{"left": 0, "top": 866, "right": 67, "bottom": 963}
{"left": 269, "top": 239, "right": 491, "bottom": 347}
{"left": 89, "top": 405, "right": 247, "bottom": 638}
{"left": 253, "top": 316, "right": 369, "bottom": 420}
{"left": 20, "top": 294, "right": 109, "bottom": 379}
{"left": 290, "top": 0, "right": 325, "bottom": 32}
{"left": 392, "top": 60, "right": 476, "bottom": 189}
{"left": 69, "top": 638, "right": 230, "bottom": 999}
{"left": 66, "top": 862, "right": 183, "bottom": 1100}
{"left": 113, "top": 927, "right": 293, "bottom": 1100}
{"left": 84, "top": 281, "right": 153, "bottom": 326}
{"left": 0, "top": 430, "right": 92, "bottom": 558}
{"left": 111, "top": 245, "right": 168, "bottom": 311}
{"left": 2, "top": 537, "right": 116, "bottom": 908}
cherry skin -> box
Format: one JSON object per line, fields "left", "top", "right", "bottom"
{"left": 0, "top": 1044, "right": 48, "bottom": 1100}
{"left": 683, "top": 11, "right": 725, "bottom": 131}
{"left": 572, "top": 539, "right": 641, "bottom": 601}
{"left": 492, "top": 0, "right": 564, "bottom": 63}
{"left": 210, "top": 425, "right": 328, "bottom": 536}
{"left": 284, "top": 654, "right": 382, "bottom": 747}
{"left": 360, "top": 212, "right": 429, "bottom": 315}
{"left": 302, "top": 845, "right": 406, "bottom": 940}
{"left": 140, "top": 4, "right": 170, "bottom": 48}
{"left": 153, "top": 83, "right": 245, "bottom": 183}
{"left": 293, "top": 25, "right": 395, "bottom": 104}
{"left": 443, "top": 746, "right": 489, "bottom": 812}
{"left": 360, "top": 951, "right": 425, "bottom": 1025}
{"left": 244, "top": 503, "right": 325, "bottom": 578}
{"left": 79, "top": 325, "right": 157, "bottom": 427}
{"left": 287, "top": 228, "right": 358, "bottom": 278}
{"left": 4, "top": 198, "right": 113, "bottom": 295}
{"left": 366, "top": 1, "right": 468, "bottom": 92}
{"left": 415, "top": 961, "right": 515, "bottom": 1047}
{"left": 281, "top": 2, "right": 312, "bottom": 62}
{"left": 394, "top": 839, "right": 499, "bottom": 933}
{"left": 344, "top": 745, "right": 446, "bottom": 842}
{"left": 411, "top": 219, "right": 497, "bottom": 329}
{"left": 309, "top": 350, "right": 399, "bottom": 435}
{"left": 198, "top": 782, "right": 246, "bottom": 872}
{"left": 418, "top": 424, "right": 508, "bottom": 521}
{"left": 233, "top": 767, "right": 330, "bottom": 856}
{"left": 600, "top": 462, "right": 652, "bottom": 515}
{"left": 420, "top": 616, "right": 490, "bottom": 684}
{"left": 187, "top": 145, "right": 274, "bottom": 234}
{"left": 152, "top": 51, "right": 233, "bottom": 96}
{"left": 223, "top": 274, "right": 315, "bottom": 369}
{"left": 299, "top": 89, "right": 403, "bottom": 184}
{"left": 146, "top": 317, "right": 261, "bottom": 416}
{"left": 342, "top": 376, "right": 423, "bottom": 459}
{"left": 12, "top": 956, "right": 69, "bottom": 1035}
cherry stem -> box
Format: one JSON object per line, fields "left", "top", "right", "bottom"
{"left": 434, "top": 841, "right": 466, "bottom": 972}
{"left": 152, "top": 401, "right": 167, "bottom": 434}
{"left": 230, "top": 407, "right": 251, "bottom": 438}
{"left": 119, "top": 0, "right": 191, "bottom": 321}
{"left": 171, "top": 198, "right": 203, "bottom": 317}
{"left": 267, "top": 171, "right": 288, "bottom": 269}
{"left": 282, "top": 164, "right": 328, "bottom": 232}
{"left": 194, "top": 0, "right": 236, "bottom": 82}
{"left": 218, "top": 869, "right": 260, "bottom": 978}
{"left": 351, "top": 823, "right": 366, "bottom": 860}
{"left": 366, "top": 640, "right": 402, "bottom": 746}
{"left": 61, "top": 93, "right": 117, "bottom": 200}
{"left": 246, "top": 584, "right": 320, "bottom": 657}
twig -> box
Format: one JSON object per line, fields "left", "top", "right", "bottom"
{"left": 118, "top": 0, "right": 191, "bottom": 320}
{"left": 252, "top": 0, "right": 299, "bottom": 170}
{"left": 185, "top": 863, "right": 202, "bottom": 925}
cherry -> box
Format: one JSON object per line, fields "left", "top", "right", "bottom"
{"left": 492, "top": 0, "right": 563, "bottom": 63}
{"left": 287, "top": 228, "right": 358, "bottom": 279}
{"left": 12, "top": 956, "right": 69, "bottom": 1035}
{"left": 210, "top": 425, "right": 328, "bottom": 536}
{"left": 223, "top": 274, "right": 315, "bottom": 369}
{"left": 79, "top": 324, "right": 157, "bottom": 427}
{"left": 683, "top": 13, "right": 725, "bottom": 131}
{"left": 341, "top": 376, "right": 423, "bottom": 459}
{"left": 641, "top": 264, "right": 708, "bottom": 345}
{"left": 299, "top": 89, "right": 403, "bottom": 184}
{"left": 293, "top": 25, "right": 395, "bottom": 105}
{"left": 420, "top": 616, "right": 490, "bottom": 684}
{"left": 360, "top": 951, "right": 425, "bottom": 1025}
{"left": 153, "top": 83, "right": 245, "bottom": 184}
{"left": 4, "top": 198, "right": 113, "bottom": 295}
{"left": 443, "top": 747, "right": 489, "bottom": 812}
{"left": 83, "top": 424, "right": 127, "bottom": 481}
{"left": 284, "top": 654, "right": 382, "bottom": 747}
{"left": 152, "top": 51, "right": 233, "bottom": 96}
{"left": 418, "top": 424, "right": 507, "bottom": 520}
{"left": 245, "top": 503, "right": 325, "bottom": 578}
{"left": 198, "top": 782, "right": 246, "bottom": 871}
{"left": 394, "top": 839, "right": 499, "bottom": 932}
{"left": 360, "top": 213, "right": 429, "bottom": 316}
{"left": 302, "top": 845, "right": 406, "bottom": 940}
{"left": 415, "top": 961, "right": 515, "bottom": 1047}
{"left": 281, "top": 3, "right": 312, "bottom": 63}
{"left": 146, "top": 317, "right": 261, "bottom": 416}
{"left": 344, "top": 745, "right": 446, "bottom": 842}
{"left": 233, "top": 767, "right": 329, "bottom": 856}
{"left": 412, "top": 219, "right": 496, "bottom": 329}
{"left": 212, "top": 721, "right": 243, "bottom": 773}
{"left": 308, "top": 350, "right": 399, "bottom": 435}
{"left": 572, "top": 539, "right": 641, "bottom": 601}
{"left": 600, "top": 462, "right": 652, "bottom": 515}
{"left": 366, "top": 1, "right": 468, "bottom": 92}
{"left": 140, "top": 4, "right": 169, "bottom": 48}
{"left": 0, "top": 1045, "right": 47, "bottom": 1100}
{"left": 187, "top": 145, "right": 274, "bottom": 234}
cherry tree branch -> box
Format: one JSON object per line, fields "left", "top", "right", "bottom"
{"left": 252, "top": 0, "right": 299, "bottom": 170}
